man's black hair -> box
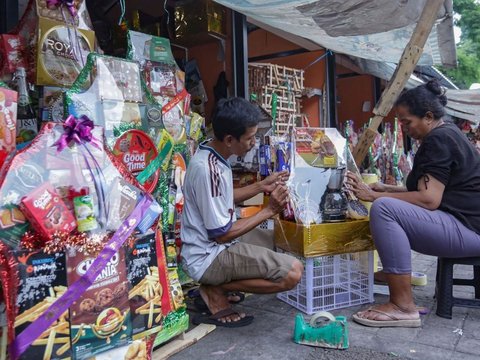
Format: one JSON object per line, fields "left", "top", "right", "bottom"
{"left": 211, "top": 97, "right": 261, "bottom": 141}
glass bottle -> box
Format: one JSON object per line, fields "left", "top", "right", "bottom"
{"left": 14, "top": 67, "right": 38, "bottom": 144}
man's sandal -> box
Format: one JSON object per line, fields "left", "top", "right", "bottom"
{"left": 194, "top": 292, "right": 245, "bottom": 313}
{"left": 192, "top": 308, "right": 254, "bottom": 328}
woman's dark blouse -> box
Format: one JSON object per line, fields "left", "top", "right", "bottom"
{"left": 406, "top": 122, "right": 480, "bottom": 234}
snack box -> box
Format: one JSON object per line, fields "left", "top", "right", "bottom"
{"left": 14, "top": 249, "right": 70, "bottom": 360}
{"left": 20, "top": 182, "right": 77, "bottom": 239}
{"left": 67, "top": 249, "right": 131, "bottom": 359}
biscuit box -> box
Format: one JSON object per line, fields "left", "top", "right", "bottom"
{"left": 14, "top": 249, "right": 70, "bottom": 360}
{"left": 67, "top": 248, "right": 131, "bottom": 359}
{"left": 125, "top": 232, "right": 163, "bottom": 339}
{"left": 20, "top": 182, "right": 77, "bottom": 240}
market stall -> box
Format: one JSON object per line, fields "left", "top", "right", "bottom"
{"left": 0, "top": 1, "right": 209, "bottom": 359}
{"left": 0, "top": 0, "right": 465, "bottom": 358}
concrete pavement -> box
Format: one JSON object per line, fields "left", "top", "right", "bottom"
{"left": 169, "top": 252, "right": 480, "bottom": 359}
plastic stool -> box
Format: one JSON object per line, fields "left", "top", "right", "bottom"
{"left": 435, "top": 257, "right": 480, "bottom": 319}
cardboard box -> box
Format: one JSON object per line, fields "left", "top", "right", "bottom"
{"left": 239, "top": 192, "right": 264, "bottom": 206}
{"left": 236, "top": 205, "right": 262, "bottom": 218}
{"left": 274, "top": 219, "right": 374, "bottom": 258}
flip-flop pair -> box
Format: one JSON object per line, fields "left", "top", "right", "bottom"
{"left": 352, "top": 307, "right": 421, "bottom": 328}
{"left": 192, "top": 308, "right": 254, "bottom": 328}
{"left": 193, "top": 292, "right": 245, "bottom": 313}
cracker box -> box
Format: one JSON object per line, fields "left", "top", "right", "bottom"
{"left": 0, "top": 86, "right": 17, "bottom": 167}
{"left": 67, "top": 249, "right": 131, "bottom": 359}
{"left": 125, "top": 232, "right": 163, "bottom": 338}
{"left": 14, "top": 249, "right": 70, "bottom": 360}
{"left": 20, "top": 182, "right": 77, "bottom": 240}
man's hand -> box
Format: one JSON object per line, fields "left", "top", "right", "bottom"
{"left": 266, "top": 184, "right": 289, "bottom": 215}
{"left": 260, "top": 170, "right": 289, "bottom": 193}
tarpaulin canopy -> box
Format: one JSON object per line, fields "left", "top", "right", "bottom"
{"left": 351, "top": 58, "right": 480, "bottom": 124}
{"left": 444, "top": 89, "right": 480, "bottom": 124}
{"left": 215, "top": 0, "right": 456, "bottom": 67}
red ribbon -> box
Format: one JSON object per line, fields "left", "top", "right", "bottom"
{"left": 46, "top": 0, "right": 77, "bottom": 17}
{"left": 53, "top": 115, "right": 100, "bottom": 152}
{"left": 162, "top": 89, "right": 189, "bottom": 115}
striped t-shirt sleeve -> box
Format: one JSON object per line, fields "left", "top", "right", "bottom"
{"left": 196, "top": 156, "right": 233, "bottom": 239}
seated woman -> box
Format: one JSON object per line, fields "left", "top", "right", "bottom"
{"left": 346, "top": 80, "right": 480, "bottom": 327}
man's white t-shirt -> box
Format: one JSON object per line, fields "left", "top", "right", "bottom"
{"left": 180, "top": 141, "right": 237, "bottom": 281}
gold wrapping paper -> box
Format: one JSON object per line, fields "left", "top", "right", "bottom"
{"left": 274, "top": 218, "right": 374, "bottom": 257}
{"left": 174, "top": 0, "right": 226, "bottom": 45}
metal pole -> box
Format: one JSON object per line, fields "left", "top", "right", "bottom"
{"left": 232, "top": 11, "right": 248, "bottom": 99}
{"left": 326, "top": 51, "right": 337, "bottom": 128}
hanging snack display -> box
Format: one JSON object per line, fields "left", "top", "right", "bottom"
{"left": 127, "top": 31, "right": 178, "bottom": 98}
{"left": 127, "top": 32, "right": 190, "bottom": 144}
{"left": 0, "top": 120, "right": 181, "bottom": 360}
{"left": 65, "top": 53, "right": 162, "bottom": 146}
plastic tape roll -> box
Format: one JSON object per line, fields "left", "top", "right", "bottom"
{"left": 411, "top": 272, "right": 427, "bottom": 286}
{"left": 309, "top": 311, "right": 336, "bottom": 327}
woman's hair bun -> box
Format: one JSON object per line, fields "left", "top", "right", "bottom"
{"left": 426, "top": 79, "right": 447, "bottom": 106}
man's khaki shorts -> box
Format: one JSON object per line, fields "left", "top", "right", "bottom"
{"left": 199, "top": 228, "right": 296, "bottom": 286}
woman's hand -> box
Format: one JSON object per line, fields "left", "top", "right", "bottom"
{"left": 369, "top": 181, "right": 386, "bottom": 192}
{"left": 260, "top": 170, "right": 289, "bottom": 193}
{"left": 345, "top": 171, "right": 378, "bottom": 202}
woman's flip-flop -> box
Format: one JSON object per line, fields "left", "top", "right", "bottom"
{"left": 352, "top": 308, "right": 421, "bottom": 328}
{"left": 192, "top": 308, "right": 254, "bottom": 328}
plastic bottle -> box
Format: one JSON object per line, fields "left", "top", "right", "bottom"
{"left": 69, "top": 149, "right": 98, "bottom": 232}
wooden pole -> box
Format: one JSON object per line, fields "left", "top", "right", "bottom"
{"left": 352, "top": 0, "right": 445, "bottom": 166}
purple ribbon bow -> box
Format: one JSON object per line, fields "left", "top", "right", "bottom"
{"left": 46, "top": 0, "right": 77, "bottom": 17}
{"left": 53, "top": 115, "right": 99, "bottom": 152}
